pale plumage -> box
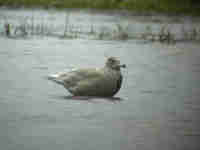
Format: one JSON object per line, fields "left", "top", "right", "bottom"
{"left": 48, "top": 57, "right": 126, "bottom": 97}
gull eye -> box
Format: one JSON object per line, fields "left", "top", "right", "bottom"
{"left": 110, "top": 58, "right": 115, "bottom": 62}
{"left": 110, "top": 59, "right": 115, "bottom": 64}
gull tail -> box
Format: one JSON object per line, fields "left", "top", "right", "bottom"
{"left": 46, "top": 74, "right": 64, "bottom": 85}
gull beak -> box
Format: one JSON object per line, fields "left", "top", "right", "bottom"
{"left": 119, "top": 64, "right": 126, "bottom": 68}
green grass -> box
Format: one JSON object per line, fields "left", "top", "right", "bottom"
{"left": 0, "top": 0, "right": 199, "bottom": 15}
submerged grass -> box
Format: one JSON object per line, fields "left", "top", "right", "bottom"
{"left": 0, "top": 0, "right": 199, "bottom": 15}
{"left": 1, "top": 11, "right": 200, "bottom": 43}
{"left": 2, "top": 17, "right": 200, "bottom": 43}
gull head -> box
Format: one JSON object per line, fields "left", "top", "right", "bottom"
{"left": 105, "top": 57, "right": 126, "bottom": 70}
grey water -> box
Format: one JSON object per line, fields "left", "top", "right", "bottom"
{"left": 0, "top": 8, "right": 200, "bottom": 150}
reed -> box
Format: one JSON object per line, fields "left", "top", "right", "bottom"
{"left": 1, "top": 13, "right": 200, "bottom": 43}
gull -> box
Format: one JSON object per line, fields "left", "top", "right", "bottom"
{"left": 47, "top": 57, "right": 126, "bottom": 97}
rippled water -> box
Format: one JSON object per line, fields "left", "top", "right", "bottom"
{"left": 0, "top": 8, "right": 200, "bottom": 150}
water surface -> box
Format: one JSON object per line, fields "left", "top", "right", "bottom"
{"left": 0, "top": 8, "right": 200, "bottom": 150}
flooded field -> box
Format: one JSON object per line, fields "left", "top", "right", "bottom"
{"left": 0, "top": 8, "right": 200, "bottom": 150}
